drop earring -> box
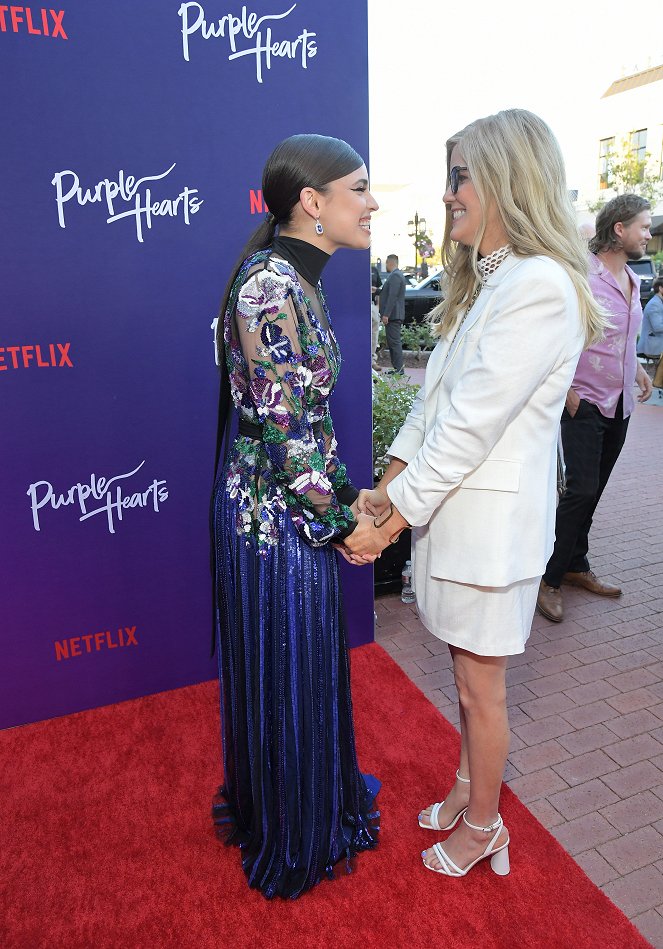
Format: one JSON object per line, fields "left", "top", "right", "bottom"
{"left": 315, "top": 218, "right": 324, "bottom": 236}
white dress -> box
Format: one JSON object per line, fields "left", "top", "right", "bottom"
{"left": 411, "top": 521, "right": 540, "bottom": 656}
{"left": 386, "top": 252, "right": 584, "bottom": 657}
{"left": 413, "top": 253, "right": 538, "bottom": 657}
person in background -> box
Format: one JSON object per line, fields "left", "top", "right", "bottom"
{"left": 653, "top": 351, "right": 663, "bottom": 390}
{"left": 379, "top": 253, "right": 406, "bottom": 373}
{"left": 537, "top": 194, "right": 653, "bottom": 623}
{"left": 638, "top": 277, "right": 663, "bottom": 361}
{"left": 371, "top": 262, "right": 382, "bottom": 366}
{"left": 578, "top": 221, "right": 596, "bottom": 242}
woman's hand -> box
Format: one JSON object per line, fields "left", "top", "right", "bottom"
{"left": 337, "top": 496, "right": 388, "bottom": 565}
{"left": 356, "top": 487, "right": 390, "bottom": 517}
{"left": 343, "top": 512, "right": 389, "bottom": 559}
{"left": 345, "top": 504, "right": 410, "bottom": 560}
{"left": 332, "top": 542, "right": 377, "bottom": 566}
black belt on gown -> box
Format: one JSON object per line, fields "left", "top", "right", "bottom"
{"left": 237, "top": 417, "right": 326, "bottom": 440}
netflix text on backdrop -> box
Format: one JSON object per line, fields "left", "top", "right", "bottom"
{"left": 54, "top": 627, "right": 138, "bottom": 661}
{"left": 0, "top": 6, "right": 67, "bottom": 37}
{"left": 249, "top": 190, "right": 268, "bottom": 214}
{"left": 0, "top": 343, "right": 72, "bottom": 370}
{"left": 51, "top": 163, "right": 203, "bottom": 243}
{"left": 27, "top": 461, "right": 169, "bottom": 534}
{"left": 178, "top": 2, "right": 317, "bottom": 82}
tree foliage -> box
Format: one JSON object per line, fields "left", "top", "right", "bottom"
{"left": 588, "top": 137, "right": 662, "bottom": 213}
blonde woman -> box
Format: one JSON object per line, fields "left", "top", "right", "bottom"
{"left": 346, "top": 109, "right": 606, "bottom": 877}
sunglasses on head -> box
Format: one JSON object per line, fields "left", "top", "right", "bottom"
{"left": 449, "top": 165, "right": 468, "bottom": 195}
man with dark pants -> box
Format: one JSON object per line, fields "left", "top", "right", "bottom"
{"left": 537, "top": 194, "right": 653, "bottom": 623}
{"left": 380, "top": 253, "right": 406, "bottom": 373}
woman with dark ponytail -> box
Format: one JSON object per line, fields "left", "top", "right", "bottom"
{"left": 211, "top": 134, "right": 381, "bottom": 898}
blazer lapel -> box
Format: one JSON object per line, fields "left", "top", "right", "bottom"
{"left": 443, "top": 285, "right": 494, "bottom": 365}
{"left": 425, "top": 332, "right": 451, "bottom": 380}
{"left": 443, "top": 254, "right": 528, "bottom": 367}
{"left": 423, "top": 254, "right": 528, "bottom": 415}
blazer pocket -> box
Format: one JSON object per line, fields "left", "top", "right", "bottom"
{"left": 459, "top": 458, "right": 521, "bottom": 493}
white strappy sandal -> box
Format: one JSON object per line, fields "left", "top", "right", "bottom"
{"left": 422, "top": 812, "right": 510, "bottom": 877}
{"left": 418, "top": 770, "right": 470, "bottom": 831}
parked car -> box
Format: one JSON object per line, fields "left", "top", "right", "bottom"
{"left": 402, "top": 266, "right": 418, "bottom": 284}
{"left": 404, "top": 268, "right": 445, "bottom": 323}
{"left": 375, "top": 269, "right": 417, "bottom": 290}
{"left": 627, "top": 256, "right": 655, "bottom": 307}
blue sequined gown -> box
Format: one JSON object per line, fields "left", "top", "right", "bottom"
{"left": 211, "top": 249, "right": 379, "bottom": 899}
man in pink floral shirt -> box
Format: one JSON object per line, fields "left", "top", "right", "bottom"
{"left": 538, "top": 195, "right": 653, "bottom": 622}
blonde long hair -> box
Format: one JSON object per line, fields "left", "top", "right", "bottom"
{"left": 430, "top": 109, "right": 606, "bottom": 346}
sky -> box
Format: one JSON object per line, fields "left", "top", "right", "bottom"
{"left": 367, "top": 0, "right": 663, "bottom": 259}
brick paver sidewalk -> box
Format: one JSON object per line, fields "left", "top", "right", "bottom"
{"left": 374, "top": 399, "right": 663, "bottom": 947}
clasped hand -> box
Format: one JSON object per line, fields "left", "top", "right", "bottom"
{"left": 333, "top": 488, "right": 407, "bottom": 567}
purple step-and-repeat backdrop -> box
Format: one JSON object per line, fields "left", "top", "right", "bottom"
{"left": 1, "top": 1, "right": 374, "bottom": 730}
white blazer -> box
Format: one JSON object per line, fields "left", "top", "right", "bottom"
{"left": 387, "top": 254, "right": 585, "bottom": 587}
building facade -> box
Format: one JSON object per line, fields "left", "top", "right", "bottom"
{"left": 575, "top": 63, "right": 663, "bottom": 254}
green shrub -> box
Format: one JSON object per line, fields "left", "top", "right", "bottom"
{"left": 372, "top": 374, "right": 420, "bottom": 480}
{"left": 401, "top": 322, "right": 436, "bottom": 358}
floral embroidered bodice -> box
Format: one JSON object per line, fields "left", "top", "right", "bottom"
{"left": 220, "top": 249, "right": 355, "bottom": 553}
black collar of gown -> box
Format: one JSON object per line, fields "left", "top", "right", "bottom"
{"left": 271, "top": 235, "right": 330, "bottom": 287}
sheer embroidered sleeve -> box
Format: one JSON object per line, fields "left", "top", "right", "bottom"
{"left": 233, "top": 265, "right": 355, "bottom": 546}
{"left": 321, "top": 416, "right": 359, "bottom": 511}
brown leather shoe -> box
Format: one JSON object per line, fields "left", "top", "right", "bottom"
{"left": 536, "top": 580, "right": 563, "bottom": 623}
{"left": 563, "top": 570, "right": 622, "bottom": 597}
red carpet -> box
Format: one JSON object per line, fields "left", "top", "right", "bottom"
{"left": 0, "top": 644, "right": 650, "bottom": 949}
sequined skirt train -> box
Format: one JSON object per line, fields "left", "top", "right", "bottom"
{"left": 211, "top": 476, "right": 379, "bottom": 899}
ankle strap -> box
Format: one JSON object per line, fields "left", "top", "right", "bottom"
{"left": 455, "top": 770, "right": 470, "bottom": 784}
{"left": 463, "top": 812, "right": 502, "bottom": 834}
